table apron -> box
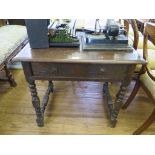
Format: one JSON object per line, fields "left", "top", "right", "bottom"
{"left": 24, "top": 62, "right": 135, "bottom": 82}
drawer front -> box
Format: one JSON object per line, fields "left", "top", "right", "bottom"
{"left": 31, "top": 62, "right": 128, "bottom": 81}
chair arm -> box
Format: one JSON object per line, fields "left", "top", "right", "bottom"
{"left": 145, "top": 66, "right": 155, "bottom": 81}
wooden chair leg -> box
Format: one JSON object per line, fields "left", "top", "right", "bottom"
{"left": 4, "top": 65, "right": 17, "bottom": 87}
{"left": 122, "top": 80, "right": 140, "bottom": 109}
{"left": 133, "top": 109, "right": 155, "bottom": 135}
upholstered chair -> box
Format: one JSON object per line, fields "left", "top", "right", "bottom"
{"left": 123, "top": 19, "right": 143, "bottom": 74}
{"left": 122, "top": 22, "right": 155, "bottom": 135}
{"left": 126, "top": 19, "right": 155, "bottom": 71}
{"left": 0, "top": 20, "right": 28, "bottom": 86}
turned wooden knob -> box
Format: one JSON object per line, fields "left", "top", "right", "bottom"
{"left": 51, "top": 67, "right": 57, "bottom": 73}
{"left": 100, "top": 68, "right": 105, "bottom": 73}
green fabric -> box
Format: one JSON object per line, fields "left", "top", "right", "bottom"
{"left": 0, "top": 25, "right": 27, "bottom": 64}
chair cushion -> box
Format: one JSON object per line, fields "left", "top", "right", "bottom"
{"left": 128, "top": 35, "right": 155, "bottom": 50}
{"left": 138, "top": 37, "right": 155, "bottom": 50}
{"left": 140, "top": 70, "right": 155, "bottom": 98}
{"left": 137, "top": 49, "right": 155, "bottom": 70}
{"left": 0, "top": 25, "right": 27, "bottom": 64}
{"left": 128, "top": 27, "right": 143, "bottom": 37}
{"left": 135, "top": 64, "right": 142, "bottom": 72}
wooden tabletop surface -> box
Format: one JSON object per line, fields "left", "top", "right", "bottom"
{"left": 14, "top": 44, "right": 146, "bottom": 65}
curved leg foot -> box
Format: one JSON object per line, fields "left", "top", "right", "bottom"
{"left": 122, "top": 81, "right": 140, "bottom": 110}
{"left": 111, "top": 120, "right": 117, "bottom": 128}
{"left": 133, "top": 109, "right": 155, "bottom": 135}
{"left": 9, "top": 79, "right": 17, "bottom": 87}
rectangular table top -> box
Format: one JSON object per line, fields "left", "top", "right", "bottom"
{"left": 14, "top": 44, "right": 146, "bottom": 65}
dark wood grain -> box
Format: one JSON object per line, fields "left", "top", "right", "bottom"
{"left": 15, "top": 40, "right": 146, "bottom": 127}
{"left": 31, "top": 62, "right": 128, "bottom": 81}
{"left": 14, "top": 44, "right": 145, "bottom": 64}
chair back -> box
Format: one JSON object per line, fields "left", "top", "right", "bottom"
{"left": 143, "top": 22, "right": 155, "bottom": 80}
{"left": 124, "top": 19, "right": 139, "bottom": 50}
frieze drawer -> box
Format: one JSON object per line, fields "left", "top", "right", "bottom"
{"left": 31, "top": 62, "right": 128, "bottom": 81}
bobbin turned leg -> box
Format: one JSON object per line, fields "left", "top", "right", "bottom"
{"left": 28, "top": 79, "right": 44, "bottom": 127}
{"left": 4, "top": 64, "right": 17, "bottom": 87}
{"left": 22, "top": 62, "right": 54, "bottom": 126}
{"left": 103, "top": 82, "right": 114, "bottom": 124}
{"left": 122, "top": 80, "right": 140, "bottom": 109}
{"left": 111, "top": 79, "right": 130, "bottom": 127}
{"left": 103, "top": 80, "right": 130, "bottom": 127}
{"left": 41, "top": 81, "right": 54, "bottom": 114}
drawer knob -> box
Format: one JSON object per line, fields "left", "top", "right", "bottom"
{"left": 100, "top": 68, "right": 105, "bottom": 73}
{"left": 51, "top": 67, "right": 57, "bottom": 73}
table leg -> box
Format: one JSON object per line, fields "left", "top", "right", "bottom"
{"left": 29, "top": 80, "right": 44, "bottom": 127}
{"left": 103, "top": 82, "right": 113, "bottom": 119}
{"left": 103, "top": 79, "right": 131, "bottom": 127}
{"left": 41, "top": 81, "right": 54, "bottom": 114}
{"left": 111, "top": 80, "right": 130, "bottom": 127}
